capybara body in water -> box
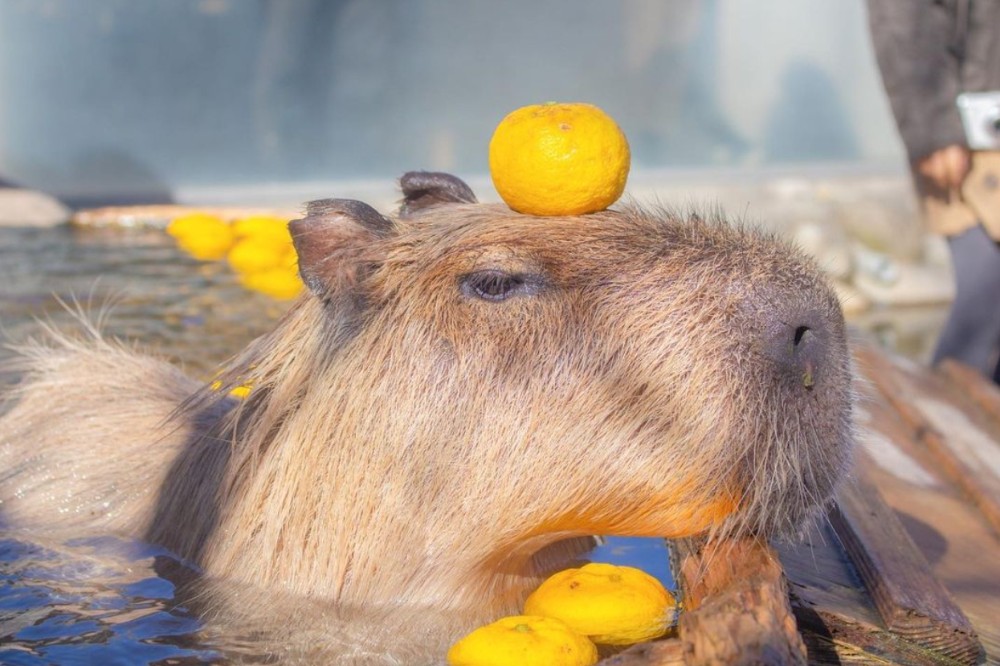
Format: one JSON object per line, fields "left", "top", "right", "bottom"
{"left": 0, "top": 172, "right": 853, "bottom": 662}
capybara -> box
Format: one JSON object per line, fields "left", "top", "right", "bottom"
{"left": 0, "top": 172, "right": 853, "bottom": 662}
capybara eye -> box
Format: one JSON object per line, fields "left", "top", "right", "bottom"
{"left": 461, "top": 270, "right": 537, "bottom": 302}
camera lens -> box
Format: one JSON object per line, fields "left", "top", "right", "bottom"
{"left": 989, "top": 107, "right": 1000, "bottom": 135}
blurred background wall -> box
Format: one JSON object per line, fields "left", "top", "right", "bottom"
{"left": 0, "top": 0, "right": 903, "bottom": 205}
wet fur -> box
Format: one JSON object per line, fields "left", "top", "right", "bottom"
{"left": 0, "top": 201, "right": 853, "bottom": 663}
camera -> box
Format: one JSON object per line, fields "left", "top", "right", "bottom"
{"left": 957, "top": 91, "right": 1000, "bottom": 150}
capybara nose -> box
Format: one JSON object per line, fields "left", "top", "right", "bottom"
{"left": 762, "top": 312, "right": 833, "bottom": 391}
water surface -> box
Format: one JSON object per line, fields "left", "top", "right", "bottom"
{"left": 0, "top": 534, "right": 216, "bottom": 666}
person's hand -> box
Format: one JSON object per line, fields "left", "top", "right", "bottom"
{"left": 916, "top": 145, "right": 971, "bottom": 191}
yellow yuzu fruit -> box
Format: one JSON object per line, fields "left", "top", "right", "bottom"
{"left": 232, "top": 215, "right": 293, "bottom": 245}
{"left": 240, "top": 267, "right": 304, "bottom": 300}
{"left": 167, "top": 213, "right": 235, "bottom": 261}
{"left": 209, "top": 380, "right": 252, "bottom": 399}
{"left": 447, "top": 615, "right": 598, "bottom": 666}
{"left": 166, "top": 212, "right": 220, "bottom": 240}
{"left": 227, "top": 384, "right": 252, "bottom": 399}
{"left": 488, "top": 102, "right": 630, "bottom": 216}
{"left": 227, "top": 238, "right": 295, "bottom": 275}
{"left": 523, "top": 563, "right": 675, "bottom": 646}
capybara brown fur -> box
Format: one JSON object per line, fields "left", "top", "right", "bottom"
{"left": 0, "top": 172, "right": 853, "bottom": 663}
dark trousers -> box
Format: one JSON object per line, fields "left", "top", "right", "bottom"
{"left": 932, "top": 224, "right": 1000, "bottom": 383}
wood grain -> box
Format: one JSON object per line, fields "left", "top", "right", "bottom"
{"left": 780, "top": 520, "right": 978, "bottom": 666}
{"left": 600, "top": 640, "right": 685, "bottom": 665}
{"left": 854, "top": 343, "right": 1000, "bottom": 536}
{"left": 830, "top": 467, "right": 983, "bottom": 664}
{"left": 938, "top": 358, "right": 1000, "bottom": 437}
{"left": 852, "top": 341, "right": 1000, "bottom": 660}
{"left": 671, "top": 537, "right": 808, "bottom": 665}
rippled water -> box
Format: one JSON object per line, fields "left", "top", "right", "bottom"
{"left": 0, "top": 224, "right": 678, "bottom": 664}
{"left": 0, "top": 534, "right": 216, "bottom": 665}
{"left": 0, "top": 225, "right": 284, "bottom": 664}
{"left": 0, "top": 226, "right": 287, "bottom": 379}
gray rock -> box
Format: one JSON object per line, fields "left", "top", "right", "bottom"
{"left": 0, "top": 188, "right": 70, "bottom": 227}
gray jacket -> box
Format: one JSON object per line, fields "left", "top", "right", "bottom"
{"left": 867, "top": 0, "right": 1000, "bottom": 161}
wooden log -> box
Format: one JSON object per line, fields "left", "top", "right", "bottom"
{"left": 830, "top": 467, "right": 984, "bottom": 664}
{"left": 779, "top": 521, "right": 975, "bottom": 666}
{"left": 854, "top": 343, "right": 1000, "bottom": 536}
{"left": 670, "top": 537, "right": 808, "bottom": 665}
{"left": 599, "top": 640, "right": 685, "bottom": 665}
{"left": 851, "top": 361, "right": 1000, "bottom": 660}
{"left": 793, "top": 603, "right": 979, "bottom": 666}
{"left": 937, "top": 359, "right": 1000, "bottom": 432}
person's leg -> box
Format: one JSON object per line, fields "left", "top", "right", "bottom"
{"left": 932, "top": 224, "right": 1000, "bottom": 379}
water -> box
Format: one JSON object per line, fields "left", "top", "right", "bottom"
{"left": 0, "top": 224, "right": 682, "bottom": 664}
{"left": 0, "top": 226, "right": 286, "bottom": 380}
{"left": 586, "top": 537, "right": 673, "bottom": 590}
{"left": 0, "top": 534, "right": 217, "bottom": 666}
{"left": 0, "top": 226, "right": 285, "bottom": 663}
{"left": 0, "top": 535, "right": 673, "bottom": 666}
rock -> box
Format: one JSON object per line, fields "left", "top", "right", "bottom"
{"left": 0, "top": 188, "right": 71, "bottom": 227}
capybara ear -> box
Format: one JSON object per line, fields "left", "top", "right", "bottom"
{"left": 303, "top": 199, "right": 395, "bottom": 236}
{"left": 290, "top": 199, "right": 393, "bottom": 301}
{"left": 399, "top": 171, "right": 477, "bottom": 218}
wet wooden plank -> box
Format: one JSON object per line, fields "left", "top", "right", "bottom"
{"left": 853, "top": 344, "right": 1000, "bottom": 661}
{"left": 779, "top": 521, "right": 968, "bottom": 666}
{"left": 600, "top": 640, "right": 684, "bottom": 665}
{"left": 854, "top": 343, "right": 1000, "bottom": 536}
{"left": 670, "top": 537, "right": 807, "bottom": 665}
{"left": 830, "top": 465, "right": 983, "bottom": 664}
{"left": 938, "top": 359, "right": 1000, "bottom": 434}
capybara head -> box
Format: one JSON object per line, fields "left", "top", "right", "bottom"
{"left": 186, "top": 172, "right": 852, "bottom": 614}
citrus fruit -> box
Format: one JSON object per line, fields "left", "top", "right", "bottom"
{"left": 488, "top": 102, "right": 630, "bottom": 216}
{"left": 240, "top": 267, "right": 303, "bottom": 300}
{"left": 167, "top": 213, "right": 235, "bottom": 261}
{"left": 523, "top": 563, "right": 675, "bottom": 646}
{"left": 209, "top": 380, "right": 252, "bottom": 399}
{"left": 228, "top": 384, "right": 252, "bottom": 399}
{"left": 232, "top": 215, "right": 292, "bottom": 245}
{"left": 447, "top": 615, "right": 597, "bottom": 666}
{"left": 227, "top": 238, "right": 295, "bottom": 275}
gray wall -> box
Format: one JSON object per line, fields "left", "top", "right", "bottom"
{"left": 0, "top": 0, "right": 904, "bottom": 204}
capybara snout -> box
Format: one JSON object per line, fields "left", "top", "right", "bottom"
{"left": 0, "top": 171, "right": 852, "bottom": 645}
